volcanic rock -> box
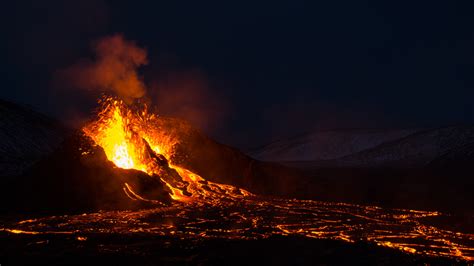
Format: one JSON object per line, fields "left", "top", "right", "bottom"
{"left": 2, "top": 133, "right": 172, "bottom": 214}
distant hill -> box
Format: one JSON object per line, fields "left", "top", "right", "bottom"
{"left": 249, "top": 129, "right": 418, "bottom": 162}
{"left": 332, "top": 126, "right": 474, "bottom": 168}
{"left": 250, "top": 126, "right": 474, "bottom": 169}
{"left": 0, "top": 99, "right": 70, "bottom": 176}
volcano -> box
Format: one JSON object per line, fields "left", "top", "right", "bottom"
{"left": 1, "top": 96, "right": 304, "bottom": 212}
{"left": 0, "top": 97, "right": 473, "bottom": 265}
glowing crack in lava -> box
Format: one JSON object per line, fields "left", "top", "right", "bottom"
{"left": 2, "top": 96, "right": 473, "bottom": 262}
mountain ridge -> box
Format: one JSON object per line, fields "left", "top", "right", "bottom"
{"left": 0, "top": 99, "right": 71, "bottom": 176}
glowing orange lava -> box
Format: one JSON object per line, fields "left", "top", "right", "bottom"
{"left": 82, "top": 96, "right": 251, "bottom": 203}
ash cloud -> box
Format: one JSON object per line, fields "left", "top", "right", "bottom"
{"left": 56, "top": 34, "right": 148, "bottom": 103}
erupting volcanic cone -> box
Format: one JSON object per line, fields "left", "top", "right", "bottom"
{"left": 1, "top": 96, "right": 307, "bottom": 214}
{"left": 3, "top": 133, "right": 173, "bottom": 213}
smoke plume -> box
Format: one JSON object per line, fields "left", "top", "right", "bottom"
{"left": 57, "top": 34, "right": 147, "bottom": 103}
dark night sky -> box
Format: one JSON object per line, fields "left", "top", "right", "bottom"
{"left": 2, "top": 1, "right": 474, "bottom": 149}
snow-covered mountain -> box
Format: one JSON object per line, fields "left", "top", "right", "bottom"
{"left": 0, "top": 99, "right": 70, "bottom": 176}
{"left": 332, "top": 126, "right": 474, "bottom": 168}
{"left": 250, "top": 126, "right": 474, "bottom": 168}
{"left": 249, "top": 129, "right": 418, "bottom": 162}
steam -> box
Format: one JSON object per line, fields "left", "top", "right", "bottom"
{"left": 57, "top": 34, "right": 147, "bottom": 103}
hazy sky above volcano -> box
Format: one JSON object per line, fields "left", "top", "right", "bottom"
{"left": 2, "top": 1, "right": 474, "bottom": 149}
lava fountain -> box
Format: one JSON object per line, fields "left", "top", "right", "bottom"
{"left": 82, "top": 96, "right": 252, "bottom": 203}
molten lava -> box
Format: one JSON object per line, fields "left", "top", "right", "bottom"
{"left": 83, "top": 96, "right": 251, "bottom": 202}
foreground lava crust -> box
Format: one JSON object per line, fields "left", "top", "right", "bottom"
{"left": 2, "top": 97, "right": 473, "bottom": 262}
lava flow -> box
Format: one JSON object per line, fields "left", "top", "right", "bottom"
{"left": 2, "top": 96, "right": 473, "bottom": 262}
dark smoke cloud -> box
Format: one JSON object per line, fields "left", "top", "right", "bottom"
{"left": 56, "top": 34, "right": 148, "bottom": 103}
